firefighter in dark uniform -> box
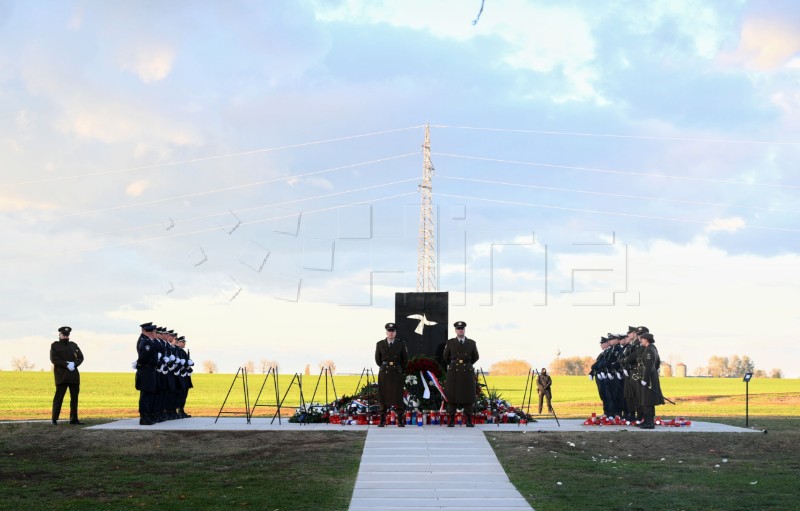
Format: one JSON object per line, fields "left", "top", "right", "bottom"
{"left": 375, "top": 322, "right": 408, "bottom": 427}
{"left": 50, "top": 326, "right": 84, "bottom": 425}
{"left": 443, "top": 321, "right": 480, "bottom": 427}
{"left": 637, "top": 332, "right": 665, "bottom": 429}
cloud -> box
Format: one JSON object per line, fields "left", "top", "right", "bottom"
{"left": 0, "top": 195, "right": 55, "bottom": 212}
{"left": 720, "top": 17, "right": 800, "bottom": 71}
{"left": 121, "top": 46, "right": 176, "bottom": 83}
{"left": 125, "top": 180, "right": 150, "bottom": 197}
{"left": 705, "top": 217, "right": 746, "bottom": 233}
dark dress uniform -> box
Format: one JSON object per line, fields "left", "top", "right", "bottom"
{"left": 443, "top": 321, "right": 479, "bottom": 425}
{"left": 536, "top": 371, "right": 553, "bottom": 414}
{"left": 50, "top": 326, "right": 84, "bottom": 424}
{"left": 375, "top": 324, "right": 408, "bottom": 426}
{"left": 620, "top": 338, "right": 642, "bottom": 422}
{"left": 638, "top": 335, "right": 665, "bottom": 429}
{"left": 589, "top": 339, "right": 610, "bottom": 415}
{"left": 135, "top": 325, "right": 159, "bottom": 425}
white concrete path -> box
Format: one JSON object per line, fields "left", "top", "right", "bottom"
{"left": 348, "top": 425, "right": 532, "bottom": 510}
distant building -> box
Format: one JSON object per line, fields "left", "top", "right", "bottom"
{"left": 676, "top": 363, "right": 687, "bottom": 377}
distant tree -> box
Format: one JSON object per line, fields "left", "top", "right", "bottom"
{"left": 660, "top": 362, "right": 673, "bottom": 377}
{"left": 319, "top": 360, "right": 336, "bottom": 374}
{"left": 692, "top": 366, "right": 707, "bottom": 376}
{"left": 11, "top": 356, "right": 35, "bottom": 371}
{"left": 770, "top": 368, "right": 783, "bottom": 379}
{"left": 202, "top": 360, "right": 217, "bottom": 374}
{"left": 260, "top": 359, "right": 278, "bottom": 373}
{"left": 244, "top": 360, "right": 255, "bottom": 374}
{"left": 707, "top": 356, "right": 729, "bottom": 377}
{"left": 490, "top": 359, "right": 531, "bottom": 376}
{"left": 304, "top": 364, "right": 311, "bottom": 376}
{"left": 552, "top": 356, "right": 594, "bottom": 376}
{"left": 728, "top": 355, "right": 755, "bottom": 377}
{"left": 754, "top": 369, "right": 766, "bottom": 378}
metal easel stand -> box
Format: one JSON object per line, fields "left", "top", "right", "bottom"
{"left": 308, "top": 366, "right": 339, "bottom": 420}
{"left": 215, "top": 367, "right": 251, "bottom": 424}
{"left": 353, "top": 367, "right": 377, "bottom": 421}
{"left": 273, "top": 372, "right": 307, "bottom": 425}
{"left": 477, "top": 367, "right": 500, "bottom": 428}
{"left": 250, "top": 365, "right": 281, "bottom": 423}
{"left": 521, "top": 368, "right": 560, "bottom": 426}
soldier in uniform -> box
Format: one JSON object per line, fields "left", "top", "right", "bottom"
{"left": 50, "top": 326, "right": 84, "bottom": 425}
{"left": 637, "top": 332, "right": 665, "bottom": 429}
{"left": 536, "top": 368, "right": 553, "bottom": 414}
{"left": 605, "top": 334, "right": 624, "bottom": 417}
{"left": 134, "top": 322, "right": 159, "bottom": 425}
{"left": 442, "top": 321, "right": 479, "bottom": 427}
{"left": 589, "top": 336, "right": 610, "bottom": 416}
{"left": 618, "top": 326, "right": 641, "bottom": 423}
{"left": 375, "top": 322, "right": 408, "bottom": 427}
{"left": 176, "top": 335, "right": 194, "bottom": 418}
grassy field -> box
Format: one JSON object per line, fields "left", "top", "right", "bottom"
{"left": 2, "top": 371, "right": 798, "bottom": 421}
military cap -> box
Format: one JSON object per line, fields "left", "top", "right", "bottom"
{"left": 453, "top": 321, "right": 467, "bottom": 329}
{"left": 640, "top": 333, "right": 655, "bottom": 343}
{"left": 600, "top": 336, "right": 608, "bottom": 343}
{"left": 167, "top": 329, "right": 175, "bottom": 335}
{"left": 156, "top": 327, "right": 166, "bottom": 333}
{"left": 627, "top": 325, "right": 637, "bottom": 333}
{"left": 58, "top": 326, "right": 72, "bottom": 336}
{"left": 177, "top": 336, "right": 186, "bottom": 342}
{"left": 636, "top": 326, "right": 650, "bottom": 334}
{"left": 607, "top": 333, "right": 617, "bottom": 340}
{"left": 385, "top": 323, "right": 396, "bottom": 331}
{"left": 140, "top": 322, "right": 157, "bottom": 331}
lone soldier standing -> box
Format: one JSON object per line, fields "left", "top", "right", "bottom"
{"left": 443, "top": 321, "right": 479, "bottom": 427}
{"left": 537, "top": 368, "right": 553, "bottom": 414}
{"left": 50, "top": 326, "right": 84, "bottom": 425}
{"left": 375, "top": 322, "right": 408, "bottom": 427}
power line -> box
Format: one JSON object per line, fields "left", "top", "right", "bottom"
{"left": 439, "top": 175, "right": 800, "bottom": 213}
{"left": 103, "top": 177, "right": 420, "bottom": 235}
{"left": 2, "top": 125, "right": 424, "bottom": 187}
{"left": 81, "top": 191, "right": 418, "bottom": 252}
{"left": 430, "top": 124, "right": 800, "bottom": 145}
{"left": 435, "top": 192, "right": 800, "bottom": 233}
{"left": 433, "top": 152, "right": 800, "bottom": 190}
{"left": 58, "top": 153, "right": 417, "bottom": 219}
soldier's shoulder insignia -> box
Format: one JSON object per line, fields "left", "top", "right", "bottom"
{"left": 145, "top": 345, "right": 151, "bottom": 351}
{"left": 646, "top": 353, "right": 652, "bottom": 360}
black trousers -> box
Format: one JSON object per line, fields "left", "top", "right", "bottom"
{"left": 446, "top": 402, "right": 473, "bottom": 415}
{"left": 53, "top": 383, "right": 80, "bottom": 422}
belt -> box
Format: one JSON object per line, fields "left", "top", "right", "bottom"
{"left": 451, "top": 359, "right": 467, "bottom": 364}
{"left": 381, "top": 362, "right": 397, "bottom": 366}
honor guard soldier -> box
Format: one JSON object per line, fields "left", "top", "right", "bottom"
{"left": 50, "top": 326, "right": 84, "bottom": 425}
{"left": 134, "top": 322, "right": 159, "bottom": 425}
{"left": 443, "top": 321, "right": 480, "bottom": 427}
{"left": 637, "top": 332, "right": 665, "bottom": 429}
{"left": 176, "top": 336, "right": 194, "bottom": 418}
{"left": 589, "top": 336, "right": 611, "bottom": 416}
{"left": 375, "top": 322, "right": 408, "bottom": 427}
{"left": 619, "top": 326, "right": 641, "bottom": 423}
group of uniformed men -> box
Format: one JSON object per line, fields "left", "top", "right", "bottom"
{"left": 375, "top": 320, "right": 480, "bottom": 427}
{"left": 134, "top": 322, "right": 194, "bottom": 425}
{"left": 590, "top": 325, "right": 664, "bottom": 429}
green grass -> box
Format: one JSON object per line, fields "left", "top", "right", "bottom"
{"left": 489, "top": 417, "right": 800, "bottom": 511}
{"left": 0, "top": 422, "right": 364, "bottom": 510}
{"left": 2, "top": 372, "right": 798, "bottom": 420}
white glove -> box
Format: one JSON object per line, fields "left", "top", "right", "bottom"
{"left": 616, "top": 372, "right": 622, "bottom": 380}
{"left": 180, "top": 359, "right": 186, "bottom": 365}
{"left": 157, "top": 352, "right": 162, "bottom": 361}
{"left": 641, "top": 380, "right": 647, "bottom": 386}
{"left": 170, "top": 355, "right": 176, "bottom": 362}
{"left": 67, "top": 361, "right": 75, "bottom": 371}
{"left": 598, "top": 373, "right": 604, "bottom": 380}
{"left": 131, "top": 361, "right": 138, "bottom": 369}
{"left": 188, "top": 360, "right": 194, "bottom": 366}
{"left": 623, "top": 369, "right": 629, "bottom": 377}
{"left": 589, "top": 375, "right": 594, "bottom": 381}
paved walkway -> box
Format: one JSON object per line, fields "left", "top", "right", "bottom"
{"left": 348, "top": 425, "right": 532, "bottom": 510}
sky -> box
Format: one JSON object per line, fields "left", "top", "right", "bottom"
{"left": 1, "top": 0, "right": 799, "bottom": 378}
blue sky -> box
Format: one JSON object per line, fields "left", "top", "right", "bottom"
{"left": 1, "top": 0, "right": 799, "bottom": 377}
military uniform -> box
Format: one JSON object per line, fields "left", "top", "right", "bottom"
{"left": 536, "top": 370, "right": 553, "bottom": 414}
{"left": 375, "top": 322, "right": 408, "bottom": 427}
{"left": 135, "top": 323, "right": 159, "bottom": 425}
{"left": 619, "top": 327, "right": 642, "bottom": 422}
{"left": 50, "top": 326, "right": 84, "bottom": 425}
{"left": 637, "top": 333, "right": 664, "bottom": 429}
{"left": 589, "top": 338, "right": 611, "bottom": 416}
{"left": 443, "top": 321, "right": 479, "bottom": 426}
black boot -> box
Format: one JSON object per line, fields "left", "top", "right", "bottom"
{"left": 378, "top": 413, "right": 386, "bottom": 427}
{"left": 447, "top": 414, "right": 456, "bottom": 427}
{"left": 466, "top": 415, "right": 474, "bottom": 428}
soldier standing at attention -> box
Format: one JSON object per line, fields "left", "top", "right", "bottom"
{"left": 443, "top": 321, "right": 480, "bottom": 427}
{"left": 637, "top": 332, "right": 665, "bottom": 429}
{"left": 50, "top": 326, "right": 84, "bottom": 425}
{"left": 375, "top": 322, "right": 408, "bottom": 427}
{"left": 175, "top": 335, "right": 194, "bottom": 418}
{"left": 537, "top": 368, "right": 553, "bottom": 414}
{"left": 135, "top": 322, "right": 159, "bottom": 425}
